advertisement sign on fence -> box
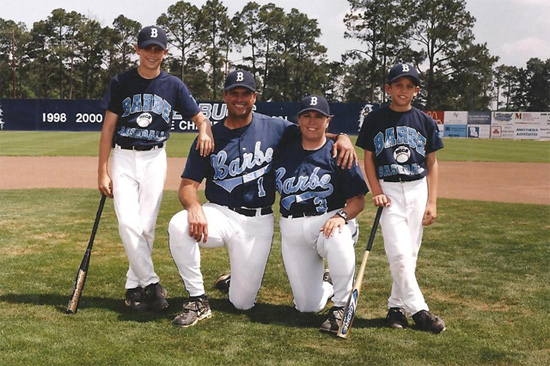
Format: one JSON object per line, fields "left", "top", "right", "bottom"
{"left": 467, "top": 111, "right": 491, "bottom": 125}
{"left": 444, "top": 124, "right": 467, "bottom": 137}
{"left": 443, "top": 111, "right": 468, "bottom": 125}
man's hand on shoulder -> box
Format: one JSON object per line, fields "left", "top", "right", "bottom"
{"left": 333, "top": 133, "right": 358, "bottom": 169}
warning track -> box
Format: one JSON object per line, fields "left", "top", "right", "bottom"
{"left": 0, "top": 157, "right": 548, "bottom": 205}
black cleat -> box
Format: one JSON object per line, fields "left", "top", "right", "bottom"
{"left": 412, "top": 310, "right": 446, "bottom": 334}
{"left": 125, "top": 287, "right": 149, "bottom": 312}
{"left": 386, "top": 307, "right": 409, "bottom": 329}
{"left": 143, "top": 283, "right": 169, "bottom": 312}
{"left": 214, "top": 273, "right": 231, "bottom": 293}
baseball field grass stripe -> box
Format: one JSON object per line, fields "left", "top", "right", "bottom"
{"left": 1, "top": 132, "right": 549, "bottom": 163}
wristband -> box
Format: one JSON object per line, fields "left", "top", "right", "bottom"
{"left": 336, "top": 209, "right": 348, "bottom": 223}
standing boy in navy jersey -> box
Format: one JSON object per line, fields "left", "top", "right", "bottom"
{"left": 356, "top": 64, "right": 446, "bottom": 334}
{"left": 98, "top": 25, "right": 213, "bottom": 312}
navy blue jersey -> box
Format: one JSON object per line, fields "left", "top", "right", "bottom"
{"left": 275, "top": 135, "right": 368, "bottom": 217}
{"left": 356, "top": 106, "right": 443, "bottom": 181}
{"left": 107, "top": 68, "right": 200, "bottom": 149}
{"left": 183, "top": 113, "right": 296, "bottom": 208}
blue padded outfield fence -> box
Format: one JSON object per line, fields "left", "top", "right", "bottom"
{"left": 0, "top": 99, "right": 548, "bottom": 139}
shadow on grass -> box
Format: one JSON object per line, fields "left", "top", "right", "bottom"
{"left": 0, "top": 293, "right": 388, "bottom": 329}
{"left": 206, "top": 297, "right": 388, "bottom": 330}
{"left": 0, "top": 292, "right": 173, "bottom": 322}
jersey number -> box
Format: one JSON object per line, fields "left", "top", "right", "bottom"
{"left": 257, "top": 177, "right": 266, "bottom": 197}
{"left": 314, "top": 197, "right": 327, "bottom": 213}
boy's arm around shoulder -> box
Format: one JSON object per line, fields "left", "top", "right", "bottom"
{"left": 191, "top": 112, "right": 214, "bottom": 157}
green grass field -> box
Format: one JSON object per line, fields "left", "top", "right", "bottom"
{"left": 1, "top": 131, "right": 549, "bottom": 162}
{"left": 1, "top": 132, "right": 549, "bottom": 365}
{"left": 0, "top": 189, "right": 549, "bottom": 366}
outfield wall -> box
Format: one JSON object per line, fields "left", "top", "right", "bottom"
{"left": 1, "top": 99, "right": 548, "bottom": 139}
{"left": 0, "top": 99, "right": 371, "bottom": 135}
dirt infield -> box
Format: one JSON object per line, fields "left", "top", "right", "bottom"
{"left": 0, "top": 157, "right": 548, "bottom": 205}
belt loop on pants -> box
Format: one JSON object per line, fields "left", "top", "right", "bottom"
{"left": 227, "top": 206, "right": 273, "bottom": 217}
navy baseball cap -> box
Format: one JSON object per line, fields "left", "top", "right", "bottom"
{"left": 138, "top": 26, "right": 168, "bottom": 50}
{"left": 224, "top": 70, "right": 257, "bottom": 92}
{"left": 298, "top": 95, "right": 331, "bottom": 117}
{"left": 387, "top": 63, "right": 420, "bottom": 85}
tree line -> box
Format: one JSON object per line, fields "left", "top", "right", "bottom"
{"left": 1, "top": 0, "right": 548, "bottom": 111}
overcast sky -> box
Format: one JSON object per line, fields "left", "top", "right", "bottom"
{"left": 3, "top": 0, "right": 549, "bottom": 68}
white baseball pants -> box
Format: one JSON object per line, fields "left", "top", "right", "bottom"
{"left": 379, "top": 177, "right": 429, "bottom": 315}
{"left": 111, "top": 147, "right": 166, "bottom": 289}
{"left": 169, "top": 203, "right": 274, "bottom": 310}
{"left": 280, "top": 211, "right": 358, "bottom": 312}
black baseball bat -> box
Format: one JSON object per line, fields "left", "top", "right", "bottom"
{"left": 66, "top": 195, "right": 107, "bottom": 314}
{"left": 336, "top": 206, "right": 383, "bottom": 339}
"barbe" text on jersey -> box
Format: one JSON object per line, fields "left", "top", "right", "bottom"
{"left": 121, "top": 94, "right": 172, "bottom": 123}
{"left": 275, "top": 166, "right": 333, "bottom": 195}
{"left": 212, "top": 141, "right": 273, "bottom": 180}
{"left": 374, "top": 126, "right": 427, "bottom": 157}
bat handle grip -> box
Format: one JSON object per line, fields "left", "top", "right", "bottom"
{"left": 366, "top": 207, "right": 383, "bottom": 252}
